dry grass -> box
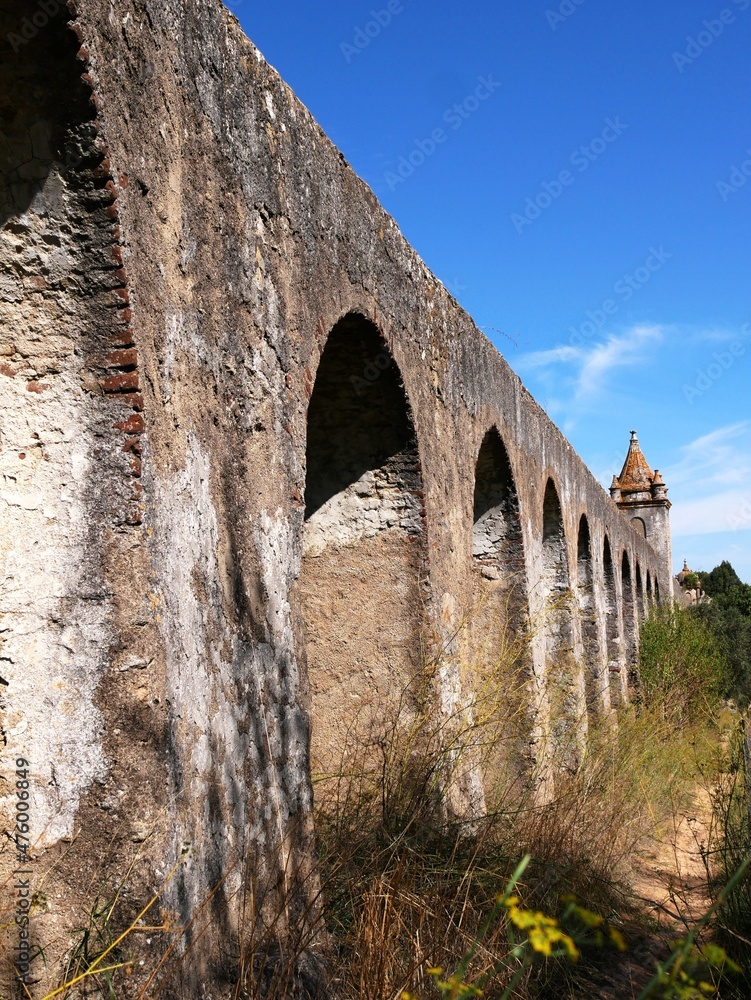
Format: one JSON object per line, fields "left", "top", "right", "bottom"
{"left": 4, "top": 604, "right": 735, "bottom": 999}
{"left": 308, "top": 625, "right": 722, "bottom": 1000}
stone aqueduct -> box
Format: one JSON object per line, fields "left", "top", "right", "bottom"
{"left": 0, "top": 0, "right": 672, "bottom": 992}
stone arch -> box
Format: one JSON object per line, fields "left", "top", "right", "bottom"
{"left": 541, "top": 479, "right": 569, "bottom": 605}
{"left": 646, "top": 570, "right": 654, "bottom": 607}
{"left": 655, "top": 578, "right": 661, "bottom": 603}
{"left": 300, "top": 312, "right": 426, "bottom": 793}
{"left": 541, "top": 479, "right": 580, "bottom": 771}
{"left": 576, "top": 515, "right": 604, "bottom": 722}
{"left": 602, "top": 535, "right": 624, "bottom": 708}
{"left": 635, "top": 563, "right": 645, "bottom": 624}
{"left": 469, "top": 428, "right": 531, "bottom": 796}
{"left": 621, "top": 552, "right": 638, "bottom": 694}
{"left": 631, "top": 516, "right": 647, "bottom": 538}
{"left": 472, "top": 430, "right": 524, "bottom": 567}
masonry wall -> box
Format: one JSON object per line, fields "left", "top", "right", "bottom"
{"left": 0, "top": 1, "right": 669, "bottom": 995}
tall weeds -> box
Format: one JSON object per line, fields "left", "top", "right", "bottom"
{"left": 13, "top": 602, "right": 740, "bottom": 999}
{"left": 310, "top": 616, "right": 718, "bottom": 999}
{"left": 701, "top": 720, "right": 751, "bottom": 997}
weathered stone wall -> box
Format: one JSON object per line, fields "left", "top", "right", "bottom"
{"left": 0, "top": 5, "right": 167, "bottom": 994}
{"left": 0, "top": 0, "right": 670, "bottom": 995}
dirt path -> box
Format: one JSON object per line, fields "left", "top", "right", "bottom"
{"left": 579, "top": 788, "right": 715, "bottom": 999}
{"left": 631, "top": 787, "right": 713, "bottom": 930}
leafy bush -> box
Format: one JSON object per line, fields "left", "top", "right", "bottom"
{"left": 639, "top": 603, "right": 727, "bottom": 722}
{"left": 700, "top": 722, "right": 751, "bottom": 998}
{"left": 694, "top": 561, "right": 751, "bottom": 709}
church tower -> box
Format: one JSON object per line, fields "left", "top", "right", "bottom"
{"left": 610, "top": 431, "right": 674, "bottom": 598}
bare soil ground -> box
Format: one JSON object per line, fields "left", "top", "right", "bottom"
{"left": 577, "top": 789, "right": 714, "bottom": 999}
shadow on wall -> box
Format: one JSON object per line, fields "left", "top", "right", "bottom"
{"left": 469, "top": 429, "right": 535, "bottom": 794}
{"left": 0, "top": 4, "right": 96, "bottom": 228}
{"left": 621, "top": 552, "right": 638, "bottom": 693}
{"left": 304, "top": 313, "right": 421, "bottom": 524}
{"left": 577, "top": 515, "right": 606, "bottom": 726}
{"left": 541, "top": 479, "right": 584, "bottom": 776}
{"left": 299, "top": 312, "right": 427, "bottom": 799}
{"left": 603, "top": 535, "right": 624, "bottom": 708}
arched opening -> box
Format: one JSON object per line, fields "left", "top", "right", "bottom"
{"left": 646, "top": 571, "right": 654, "bottom": 608}
{"left": 635, "top": 563, "right": 646, "bottom": 625}
{"left": 469, "top": 429, "right": 530, "bottom": 796}
{"left": 631, "top": 516, "right": 647, "bottom": 539}
{"left": 300, "top": 314, "right": 426, "bottom": 799}
{"left": 542, "top": 480, "right": 570, "bottom": 609}
{"left": 621, "top": 552, "right": 638, "bottom": 695}
{"left": 541, "top": 479, "right": 580, "bottom": 771}
{"left": 655, "top": 578, "right": 661, "bottom": 604}
{"left": 603, "top": 536, "right": 624, "bottom": 707}
{"left": 472, "top": 430, "right": 525, "bottom": 572}
{"left": 304, "top": 314, "right": 422, "bottom": 531}
{"left": 577, "top": 515, "right": 604, "bottom": 723}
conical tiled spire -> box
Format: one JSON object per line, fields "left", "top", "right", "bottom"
{"left": 615, "top": 430, "right": 654, "bottom": 493}
{"left": 611, "top": 430, "right": 673, "bottom": 600}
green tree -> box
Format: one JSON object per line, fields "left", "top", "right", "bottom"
{"left": 639, "top": 603, "right": 726, "bottom": 721}
{"left": 697, "top": 602, "right": 751, "bottom": 709}
{"left": 694, "top": 561, "right": 751, "bottom": 709}
{"left": 700, "top": 560, "right": 743, "bottom": 597}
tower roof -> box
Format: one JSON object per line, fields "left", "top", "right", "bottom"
{"left": 614, "top": 430, "right": 654, "bottom": 492}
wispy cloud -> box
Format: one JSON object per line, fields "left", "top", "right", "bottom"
{"left": 666, "top": 422, "right": 751, "bottom": 490}
{"left": 575, "top": 325, "right": 662, "bottom": 401}
{"left": 668, "top": 422, "right": 751, "bottom": 537}
{"left": 515, "top": 324, "right": 663, "bottom": 403}
{"left": 518, "top": 345, "right": 581, "bottom": 369}
{"left": 514, "top": 327, "right": 750, "bottom": 545}
{"left": 682, "top": 324, "right": 749, "bottom": 346}
{"left": 672, "top": 491, "right": 751, "bottom": 536}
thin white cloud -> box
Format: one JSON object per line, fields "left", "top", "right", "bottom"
{"left": 668, "top": 423, "right": 751, "bottom": 539}
{"left": 517, "top": 345, "right": 581, "bottom": 370}
{"left": 683, "top": 324, "right": 751, "bottom": 346}
{"left": 665, "top": 422, "right": 751, "bottom": 491}
{"left": 515, "top": 325, "right": 663, "bottom": 404}
{"left": 575, "top": 326, "right": 662, "bottom": 401}
{"left": 513, "top": 330, "right": 749, "bottom": 546}
{"left": 672, "top": 491, "right": 751, "bottom": 536}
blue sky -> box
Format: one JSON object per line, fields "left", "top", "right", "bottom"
{"left": 233, "top": 0, "right": 751, "bottom": 583}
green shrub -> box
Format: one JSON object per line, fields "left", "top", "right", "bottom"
{"left": 703, "top": 722, "right": 751, "bottom": 997}
{"left": 639, "top": 604, "right": 727, "bottom": 722}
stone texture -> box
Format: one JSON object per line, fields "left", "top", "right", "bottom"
{"left": 0, "top": 1, "right": 673, "bottom": 995}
